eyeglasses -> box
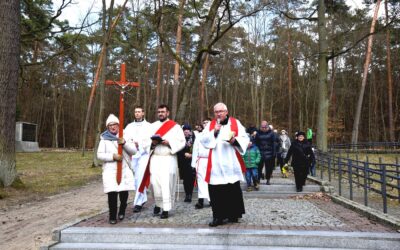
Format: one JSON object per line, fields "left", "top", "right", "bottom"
{"left": 157, "top": 111, "right": 167, "bottom": 113}
{"left": 260, "top": 126, "right": 268, "bottom": 129}
{"left": 214, "top": 110, "right": 226, "bottom": 114}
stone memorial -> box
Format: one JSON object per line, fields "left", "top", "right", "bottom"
{"left": 15, "top": 122, "right": 40, "bottom": 152}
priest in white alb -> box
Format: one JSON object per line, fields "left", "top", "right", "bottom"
{"left": 191, "top": 119, "right": 211, "bottom": 209}
{"left": 124, "top": 106, "right": 152, "bottom": 213}
{"left": 139, "top": 104, "right": 185, "bottom": 219}
{"left": 200, "top": 102, "right": 249, "bottom": 227}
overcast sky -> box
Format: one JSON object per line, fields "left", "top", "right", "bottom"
{"left": 52, "top": 0, "right": 375, "bottom": 27}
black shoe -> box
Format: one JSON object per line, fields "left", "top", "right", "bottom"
{"left": 133, "top": 205, "right": 142, "bottom": 213}
{"left": 195, "top": 202, "right": 204, "bottom": 209}
{"left": 296, "top": 188, "right": 302, "bottom": 192}
{"left": 228, "top": 218, "right": 238, "bottom": 223}
{"left": 184, "top": 194, "right": 192, "bottom": 202}
{"left": 160, "top": 211, "right": 169, "bottom": 219}
{"left": 209, "top": 218, "right": 224, "bottom": 227}
{"left": 153, "top": 206, "right": 161, "bottom": 215}
{"left": 118, "top": 214, "right": 125, "bottom": 220}
{"left": 109, "top": 219, "right": 117, "bottom": 224}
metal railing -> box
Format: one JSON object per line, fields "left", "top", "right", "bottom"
{"left": 328, "top": 142, "right": 400, "bottom": 153}
{"left": 315, "top": 151, "right": 400, "bottom": 214}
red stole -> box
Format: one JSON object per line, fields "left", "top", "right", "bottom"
{"left": 138, "top": 120, "right": 176, "bottom": 193}
{"left": 205, "top": 117, "right": 246, "bottom": 183}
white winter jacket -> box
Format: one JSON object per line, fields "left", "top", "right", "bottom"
{"left": 97, "top": 136, "right": 137, "bottom": 193}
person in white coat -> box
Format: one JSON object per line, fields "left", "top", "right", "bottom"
{"left": 191, "top": 119, "right": 211, "bottom": 209}
{"left": 140, "top": 104, "right": 185, "bottom": 219}
{"left": 97, "top": 114, "right": 137, "bottom": 224}
{"left": 200, "top": 103, "right": 249, "bottom": 227}
{"left": 124, "top": 106, "right": 151, "bottom": 213}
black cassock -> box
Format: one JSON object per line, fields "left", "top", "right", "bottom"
{"left": 208, "top": 181, "right": 245, "bottom": 220}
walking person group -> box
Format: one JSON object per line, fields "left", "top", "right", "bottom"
{"left": 97, "top": 102, "right": 315, "bottom": 226}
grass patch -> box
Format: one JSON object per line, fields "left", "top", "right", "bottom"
{"left": 0, "top": 151, "right": 101, "bottom": 206}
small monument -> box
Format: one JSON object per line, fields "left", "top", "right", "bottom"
{"left": 15, "top": 122, "right": 40, "bottom": 152}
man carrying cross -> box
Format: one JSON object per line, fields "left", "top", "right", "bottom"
{"left": 139, "top": 104, "right": 185, "bottom": 219}
{"left": 200, "top": 102, "right": 249, "bottom": 227}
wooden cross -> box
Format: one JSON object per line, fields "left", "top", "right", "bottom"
{"left": 106, "top": 63, "right": 139, "bottom": 185}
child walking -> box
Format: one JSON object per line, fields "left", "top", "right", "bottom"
{"left": 243, "top": 139, "right": 261, "bottom": 191}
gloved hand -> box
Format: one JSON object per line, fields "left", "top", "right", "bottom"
{"left": 113, "top": 153, "right": 122, "bottom": 161}
{"left": 117, "top": 138, "right": 126, "bottom": 145}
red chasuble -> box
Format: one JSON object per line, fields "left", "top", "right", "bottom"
{"left": 205, "top": 117, "right": 246, "bottom": 183}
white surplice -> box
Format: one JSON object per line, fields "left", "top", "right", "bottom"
{"left": 124, "top": 119, "right": 152, "bottom": 207}
{"left": 200, "top": 118, "right": 249, "bottom": 185}
{"left": 191, "top": 132, "right": 210, "bottom": 200}
{"left": 146, "top": 120, "right": 185, "bottom": 211}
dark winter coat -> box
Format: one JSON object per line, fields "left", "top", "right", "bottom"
{"left": 284, "top": 139, "right": 315, "bottom": 167}
{"left": 255, "top": 129, "right": 276, "bottom": 160}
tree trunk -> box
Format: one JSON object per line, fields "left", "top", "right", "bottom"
{"left": 52, "top": 85, "right": 59, "bottom": 148}
{"left": 93, "top": 0, "right": 113, "bottom": 167}
{"left": 287, "top": 29, "right": 293, "bottom": 135}
{"left": 200, "top": 53, "right": 210, "bottom": 122}
{"left": 155, "top": 34, "right": 163, "bottom": 110}
{"left": 351, "top": 0, "right": 381, "bottom": 144}
{"left": 385, "top": 0, "right": 395, "bottom": 141}
{"left": 0, "top": 0, "right": 19, "bottom": 186}
{"left": 171, "top": 0, "right": 185, "bottom": 120}
{"left": 316, "top": 0, "right": 329, "bottom": 152}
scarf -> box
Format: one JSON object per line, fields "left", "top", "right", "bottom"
{"left": 101, "top": 130, "right": 118, "bottom": 141}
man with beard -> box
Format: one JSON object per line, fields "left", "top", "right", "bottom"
{"left": 124, "top": 106, "right": 151, "bottom": 213}
{"left": 201, "top": 103, "right": 249, "bottom": 227}
{"left": 139, "top": 104, "right": 185, "bottom": 219}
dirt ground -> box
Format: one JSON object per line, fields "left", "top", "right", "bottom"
{"left": 0, "top": 180, "right": 107, "bottom": 250}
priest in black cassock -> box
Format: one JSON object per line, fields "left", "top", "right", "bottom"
{"left": 200, "top": 102, "right": 249, "bottom": 227}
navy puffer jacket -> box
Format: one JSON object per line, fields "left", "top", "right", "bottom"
{"left": 255, "top": 130, "right": 276, "bottom": 159}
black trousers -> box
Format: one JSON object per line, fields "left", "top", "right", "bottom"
{"left": 107, "top": 191, "right": 128, "bottom": 220}
{"left": 208, "top": 181, "right": 245, "bottom": 220}
{"left": 183, "top": 166, "right": 195, "bottom": 195}
{"left": 258, "top": 157, "right": 275, "bottom": 181}
{"left": 293, "top": 164, "right": 308, "bottom": 189}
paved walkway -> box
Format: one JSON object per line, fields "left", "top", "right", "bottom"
{"left": 75, "top": 172, "right": 396, "bottom": 233}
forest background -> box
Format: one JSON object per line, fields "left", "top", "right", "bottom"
{"left": 14, "top": 0, "right": 400, "bottom": 152}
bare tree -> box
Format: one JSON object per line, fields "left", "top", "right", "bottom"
{"left": 385, "top": 0, "right": 395, "bottom": 141}
{"left": 81, "top": 0, "right": 128, "bottom": 155}
{"left": 351, "top": 0, "right": 381, "bottom": 144}
{"left": 316, "top": 0, "right": 329, "bottom": 152}
{"left": 155, "top": 0, "right": 268, "bottom": 121}
{"left": 93, "top": 0, "right": 114, "bottom": 167}
{"left": 172, "top": 0, "right": 186, "bottom": 120}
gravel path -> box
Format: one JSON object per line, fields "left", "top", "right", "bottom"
{"left": 0, "top": 180, "right": 107, "bottom": 250}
